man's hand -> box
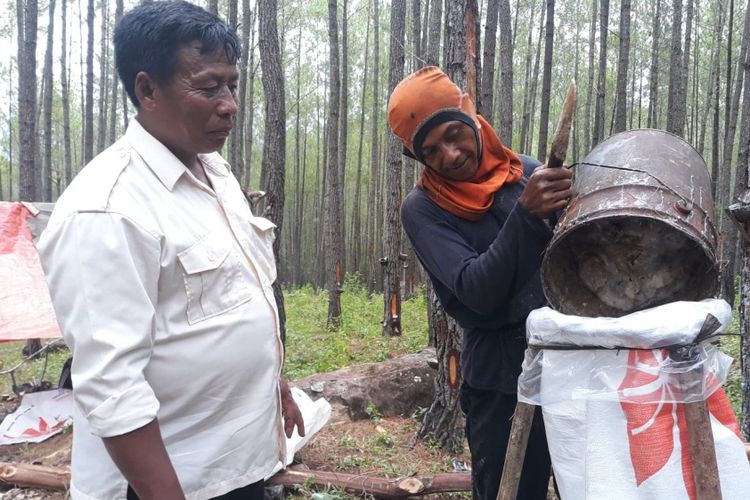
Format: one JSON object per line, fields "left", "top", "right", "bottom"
{"left": 518, "top": 164, "right": 573, "bottom": 219}
{"left": 279, "top": 378, "right": 305, "bottom": 438}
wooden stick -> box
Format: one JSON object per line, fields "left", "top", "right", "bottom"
{"left": 496, "top": 401, "right": 536, "bottom": 500}
{"left": 268, "top": 468, "right": 471, "bottom": 498}
{"left": 0, "top": 462, "right": 70, "bottom": 490}
{"left": 547, "top": 80, "right": 577, "bottom": 168}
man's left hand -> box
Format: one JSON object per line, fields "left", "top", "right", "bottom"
{"left": 279, "top": 378, "right": 306, "bottom": 438}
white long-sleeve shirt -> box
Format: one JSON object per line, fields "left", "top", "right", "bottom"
{"left": 38, "top": 118, "right": 285, "bottom": 500}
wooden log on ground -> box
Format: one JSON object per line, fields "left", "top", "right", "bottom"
{"left": 267, "top": 467, "right": 471, "bottom": 498}
{"left": 0, "top": 462, "right": 70, "bottom": 490}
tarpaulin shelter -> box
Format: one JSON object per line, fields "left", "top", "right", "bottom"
{"left": 0, "top": 201, "right": 61, "bottom": 342}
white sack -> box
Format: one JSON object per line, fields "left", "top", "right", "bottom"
{"left": 0, "top": 389, "right": 73, "bottom": 445}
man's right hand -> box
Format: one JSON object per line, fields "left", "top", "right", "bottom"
{"left": 518, "top": 164, "right": 573, "bottom": 219}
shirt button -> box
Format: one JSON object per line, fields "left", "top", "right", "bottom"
{"left": 208, "top": 253, "right": 216, "bottom": 262}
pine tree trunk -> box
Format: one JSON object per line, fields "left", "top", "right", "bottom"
{"left": 536, "top": 0, "right": 555, "bottom": 161}
{"left": 292, "top": 23, "right": 303, "bottom": 285}
{"left": 584, "top": 0, "right": 597, "bottom": 153}
{"left": 418, "top": 0, "right": 479, "bottom": 451}
{"left": 426, "top": 0, "right": 442, "bottom": 67}
{"left": 350, "top": 14, "right": 370, "bottom": 279}
{"left": 109, "top": 0, "right": 123, "bottom": 146}
{"left": 42, "top": 0, "right": 56, "bottom": 202}
{"left": 383, "top": 0, "right": 406, "bottom": 337}
{"left": 718, "top": 3, "right": 750, "bottom": 308}
{"left": 61, "top": 0, "right": 72, "bottom": 187}
{"left": 18, "top": 0, "right": 38, "bottom": 202}
{"left": 338, "top": 0, "right": 349, "bottom": 276}
{"left": 228, "top": 0, "right": 239, "bottom": 177}
{"left": 497, "top": 0, "right": 513, "bottom": 146}
{"left": 367, "top": 0, "right": 381, "bottom": 294}
{"left": 324, "top": 0, "right": 344, "bottom": 327}
{"left": 235, "top": 0, "right": 250, "bottom": 187}
{"left": 524, "top": 6, "right": 544, "bottom": 154}
{"left": 613, "top": 0, "right": 630, "bottom": 134}
{"left": 681, "top": 0, "right": 694, "bottom": 140}
{"left": 245, "top": 9, "right": 257, "bottom": 188}
{"left": 96, "top": 0, "right": 108, "bottom": 154}
{"left": 735, "top": 34, "right": 750, "bottom": 440}
{"left": 208, "top": 0, "right": 218, "bottom": 16}
{"left": 480, "top": 0, "right": 498, "bottom": 122}
{"left": 84, "top": 0, "right": 94, "bottom": 164}
{"left": 258, "top": 0, "right": 288, "bottom": 340}
{"left": 519, "top": 0, "right": 538, "bottom": 154}
{"left": 592, "top": 0, "right": 608, "bottom": 146}
{"left": 666, "top": 0, "right": 684, "bottom": 136}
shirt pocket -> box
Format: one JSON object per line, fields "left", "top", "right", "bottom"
{"left": 247, "top": 216, "right": 278, "bottom": 285}
{"left": 178, "top": 231, "right": 253, "bottom": 325}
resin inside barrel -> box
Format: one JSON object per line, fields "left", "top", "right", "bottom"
{"left": 543, "top": 215, "right": 718, "bottom": 317}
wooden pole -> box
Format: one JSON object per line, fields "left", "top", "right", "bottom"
{"left": 496, "top": 401, "right": 537, "bottom": 500}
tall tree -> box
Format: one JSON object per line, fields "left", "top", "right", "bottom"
{"left": 208, "top": 0, "right": 218, "bottom": 15}
{"left": 17, "top": 0, "right": 39, "bottom": 202}
{"left": 647, "top": 0, "right": 661, "bottom": 129}
{"left": 718, "top": 2, "right": 750, "bottom": 307}
{"left": 228, "top": 0, "right": 239, "bottom": 176}
{"left": 383, "top": 0, "right": 406, "bottom": 336}
{"left": 323, "top": 0, "right": 344, "bottom": 326}
{"left": 418, "top": 0, "right": 479, "bottom": 451}
{"left": 109, "top": 0, "right": 124, "bottom": 145}
{"left": 480, "top": 0, "right": 499, "bottom": 122}
{"left": 42, "top": 0, "right": 56, "bottom": 202}
{"left": 236, "top": 0, "right": 251, "bottom": 187}
{"left": 258, "top": 0, "right": 288, "bottom": 339}
{"left": 96, "top": 0, "right": 109, "bottom": 154}
{"left": 426, "top": 0, "right": 442, "bottom": 67}
{"left": 584, "top": 0, "right": 597, "bottom": 152}
{"left": 61, "top": 0, "right": 73, "bottom": 187}
{"left": 536, "top": 0, "right": 555, "bottom": 161}
{"left": 592, "top": 0, "right": 609, "bottom": 146}
{"left": 366, "top": 0, "right": 381, "bottom": 294}
{"left": 350, "top": 12, "right": 371, "bottom": 278}
{"left": 666, "top": 0, "right": 685, "bottom": 136}
{"left": 338, "top": 0, "right": 349, "bottom": 273}
{"left": 496, "top": 0, "right": 513, "bottom": 145}
{"left": 84, "top": 0, "right": 94, "bottom": 164}
{"left": 613, "top": 0, "right": 631, "bottom": 133}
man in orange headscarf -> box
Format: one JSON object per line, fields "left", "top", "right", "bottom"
{"left": 388, "top": 66, "right": 572, "bottom": 499}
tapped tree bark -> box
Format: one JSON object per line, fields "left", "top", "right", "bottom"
{"left": 383, "top": 0, "right": 406, "bottom": 337}
{"left": 258, "top": 0, "right": 288, "bottom": 341}
{"left": 417, "top": 0, "right": 478, "bottom": 450}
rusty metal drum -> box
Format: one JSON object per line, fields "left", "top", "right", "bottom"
{"left": 541, "top": 129, "right": 719, "bottom": 317}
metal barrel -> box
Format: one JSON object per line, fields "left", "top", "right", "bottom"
{"left": 541, "top": 129, "right": 719, "bottom": 317}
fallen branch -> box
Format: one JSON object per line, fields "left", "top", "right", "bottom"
{"left": 0, "top": 462, "right": 70, "bottom": 490}
{"left": 268, "top": 467, "right": 471, "bottom": 498}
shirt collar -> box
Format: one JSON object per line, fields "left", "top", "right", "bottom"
{"left": 125, "top": 118, "right": 230, "bottom": 191}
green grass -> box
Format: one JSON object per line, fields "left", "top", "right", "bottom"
{"left": 283, "top": 275, "right": 429, "bottom": 380}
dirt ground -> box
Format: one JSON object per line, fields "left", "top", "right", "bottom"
{"left": 0, "top": 396, "right": 473, "bottom": 499}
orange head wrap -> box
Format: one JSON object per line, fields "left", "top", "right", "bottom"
{"left": 387, "top": 66, "right": 523, "bottom": 221}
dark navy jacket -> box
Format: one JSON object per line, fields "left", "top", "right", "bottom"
{"left": 401, "top": 156, "right": 552, "bottom": 393}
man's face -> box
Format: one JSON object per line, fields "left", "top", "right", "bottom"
{"left": 150, "top": 42, "right": 239, "bottom": 164}
{"left": 419, "top": 120, "right": 479, "bottom": 181}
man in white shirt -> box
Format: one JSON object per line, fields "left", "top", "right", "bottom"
{"left": 38, "top": 2, "right": 304, "bottom": 499}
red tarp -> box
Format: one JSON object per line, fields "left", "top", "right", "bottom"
{"left": 0, "top": 202, "right": 61, "bottom": 342}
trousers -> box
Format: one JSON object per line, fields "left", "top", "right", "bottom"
{"left": 460, "top": 383, "right": 551, "bottom": 500}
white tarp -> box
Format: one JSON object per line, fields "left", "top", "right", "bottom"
{"left": 518, "top": 299, "right": 750, "bottom": 500}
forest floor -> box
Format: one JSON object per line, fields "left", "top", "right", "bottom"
{"left": 0, "top": 392, "right": 474, "bottom": 500}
